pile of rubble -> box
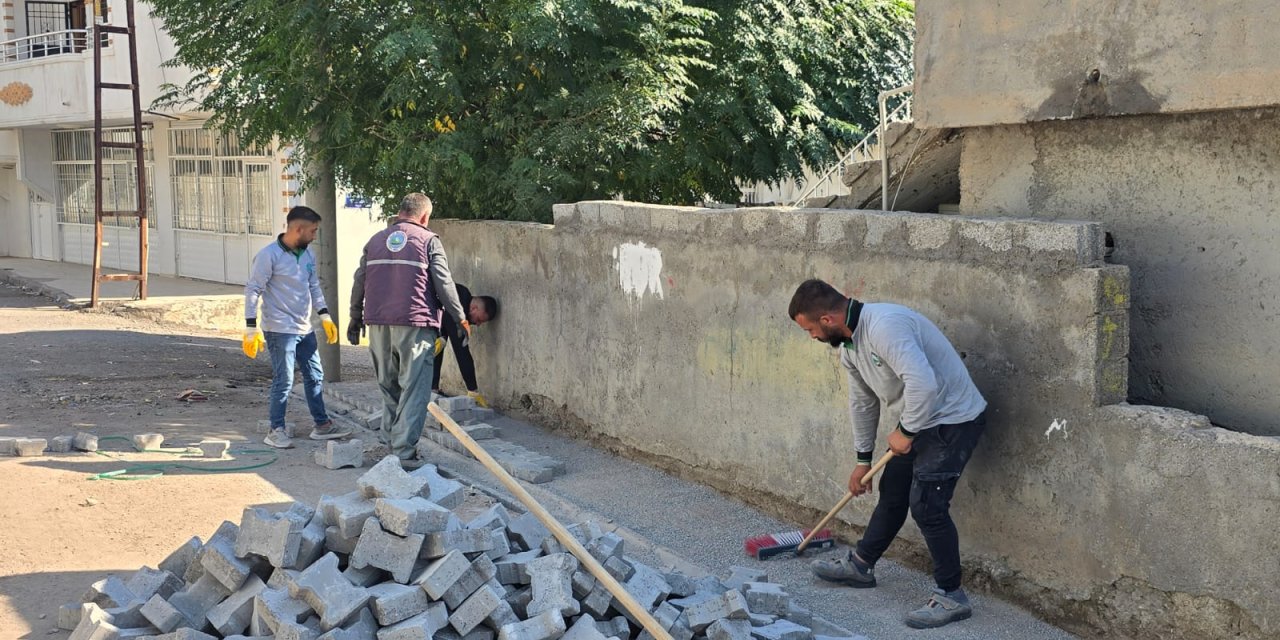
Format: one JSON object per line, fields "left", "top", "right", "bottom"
{"left": 62, "top": 456, "right": 827, "bottom": 640}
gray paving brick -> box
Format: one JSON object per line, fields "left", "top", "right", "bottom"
{"left": 375, "top": 601, "right": 448, "bottom": 640}
{"left": 197, "top": 439, "right": 231, "bottom": 458}
{"left": 441, "top": 555, "right": 498, "bottom": 609}
{"left": 414, "top": 548, "right": 470, "bottom": 599}
{"left": 351, "top": 517, "right": 424, "bottom": 584}
{"left": 685, "top": 590, "right": 750, "bottom": 632}
{"left": 368, "top": 582, "right": 430, "bottom": 626}
{"left": 562, "top": 614, "right": 608, "bottom": 640}
{"left": 158, "top": 537, "right": 201, "bottom": 581}
{"left": 466, "top": 504, "right": 511, "bottom": 531}
{"left": 236, "top": 507, "right": 306, "bottom": 568}
{"left": 375, "top": 497, "right": 453, "bottom": 536}
{"left": 742, "top": 583, "right": 790, "bottom": 617}
{"left": 316, "top": 439, "right": 364, "bottom": 470}
{"left": 82, "top": 576, "right": 136, "bottom": 609}
{"left": 291, "top": 553, "right": 371, "bottom": 630}
{"left": 343, "top": 564, "right": 388, "bottom": 588}
{"left": 201, "top": 521, "right": 259, "bottom": 591}
{"left": 168, "top": 574, "right": 233, "bottom": 631}
{"left": 507, "top": 513, "right": 550, "bottom": 552}
{"left": 526, "top": 554, "right": 579, "bottom": 618}
{"left": 252, "top": 586, "right": 312, "bottom": 636}
{"left": 723, "top": 567, "right": 767, "bottom": 592}
{"left": 58, "top": 602, "right": 81, "bottom": 631}
{"left": 73, "top": 431, "right": 99, "bottom": 452}
{"left": 321, "top": 492, "right": 379, "bottom": 539}
{"left": 494, "top": 550, "right": 541, "bottom": 585}
{"left": 749, "top": 620, "right": 813, "bottom": 640}
{"left": 709, "top": 619, "right": 753, "bottom": 640}
{"left": 408, "top": 465, "right": 464, "bottom": 508}
{"left": 326, "top": 526, "right": 360, "bottom": 555}
{"left": 422, "top": 528, "right": 494, "bottom": 560}
{"left": 624, "top": 562, "right": 672, "bottom": 610}
{"left": 497, "top": 609, "right": 565, "bottom": 640}
{"left": 139, "top": 594, "right": 186, "bottom": 634}
{"left": 14, "top": 437, "right": 47, "bottom": 456}
{"left": 124, "top": 567, "right": 184, "bottom": 603}
{"left": 48, "top": 434, "right": 75, "bottom": 453}
{"left": 665, "top": 572, "right": 696, "bottom": 598}
{"left": 317, "top": 606, "right": 377, "bottom": 640}
{"left": 486, "top": 528, "right": 512, "bottom": 560}
{"left": 358, "top": 456, "right": 429, "bottom": 500}
{"left": 207, "top": 574, "right": 267, "bottom": 636}
{"left": 450, "top": 584, "right": 504, "bottom": 635}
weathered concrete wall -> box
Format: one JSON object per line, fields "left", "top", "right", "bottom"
{"left": 914, "top": 0, "right": 1280, "bottom": 128}
{"left": 959, "top": 108, "right": 1280, "bottom": 436}
{"left": 435, "top": 204, "right": 1280, "bottom": 639}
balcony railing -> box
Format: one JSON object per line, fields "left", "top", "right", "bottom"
{"left": 0, "top": 29, "right": 89, "bottom": 64}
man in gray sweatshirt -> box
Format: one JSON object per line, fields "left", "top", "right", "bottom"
{"left": 347, "top": 193, "right": 468, "bottom": 468}
{"left": 789, "top": 279, "right": 986, "bottom": 630}
{"left": 244, "top": 206, "right": 352, "bottom": 449}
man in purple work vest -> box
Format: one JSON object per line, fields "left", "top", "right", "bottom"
{"left": 346, "top": 193, "right": 469, "bottom": 468}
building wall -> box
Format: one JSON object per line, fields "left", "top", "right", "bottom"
{"left": 913, "top": 0, "right": 1280, "bottom": 128}
{"left": 433, "top": 203, "right": 1279, "bottom": 639}
{"left": 958, "top": 108, "right": 1280, "bottom": 436}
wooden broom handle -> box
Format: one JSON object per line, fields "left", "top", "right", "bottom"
{"left": 428, "top": 403, "right": 674, "bottom": 640}
{"left": 796, "top": 450, "right": 896, "bottom": 552}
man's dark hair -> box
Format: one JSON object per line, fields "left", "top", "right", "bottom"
{"left": 286, "top": 205, "right": 322, "bottom": 224}
{"left": 476, "top": 295, "right": 499, "bottom": 321}
{"left": 788, "top": 279, "right": 847, "bottom": 320}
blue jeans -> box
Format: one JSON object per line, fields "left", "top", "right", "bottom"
{"left": 264, "top": 331, "right": 330, "bottom": 430}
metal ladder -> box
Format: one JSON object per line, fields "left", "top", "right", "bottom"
{"left": 89, "top": 0, "right": 147, "bottom": 307}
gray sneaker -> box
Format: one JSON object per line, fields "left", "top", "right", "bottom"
{"left": 905, "top": 588, "right": 973, "bottom": 629}
{"left": 811, "top": 550, "right": 876, "bottom": 588}
{"left": 264, "top": 429, "right": 294, "bottom": 449}
{"left": 309, "top": 421, "right": 353, "bottom": 440}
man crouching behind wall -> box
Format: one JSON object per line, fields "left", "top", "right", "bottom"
{"left": 789, "top": 279, "right": 987, "bottom": 630}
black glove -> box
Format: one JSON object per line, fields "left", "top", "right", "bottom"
{"left": 347, "top": 318, "right": 366, "bottom": 345}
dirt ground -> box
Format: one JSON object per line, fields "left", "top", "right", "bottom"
{"left": 0, "top": 282, "right": 488, "bottom": 639}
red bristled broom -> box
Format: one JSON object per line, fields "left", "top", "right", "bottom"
{"left": 743, "top": 451, "right": 896, "bottom": 560}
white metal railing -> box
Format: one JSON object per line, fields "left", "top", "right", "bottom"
{"left": 0, "top": 29, "right": 89, "bottom": 64}
{"left": 788, "top": 84, "right": 914, "bottom": 208}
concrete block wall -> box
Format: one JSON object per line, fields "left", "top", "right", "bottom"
{"left": 433, "top": 204, "right": 1280, "bottom": 639}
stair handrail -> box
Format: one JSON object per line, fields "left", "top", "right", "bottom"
{"left": 788, "top": 83, "right": 913, "bottom": 208}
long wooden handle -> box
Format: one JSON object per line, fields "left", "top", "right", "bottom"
{"left": 428, "top": 403, "right": 673, "bottom": 640}
{"left": 796, "top": 450, "right": 896, "bottom": 552}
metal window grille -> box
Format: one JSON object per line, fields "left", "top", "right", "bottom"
{"left": 170, "top": 128, "right": 274, "bottom": 234}
{"left": 53, "top": 127, "right": 155, "bottom": 228}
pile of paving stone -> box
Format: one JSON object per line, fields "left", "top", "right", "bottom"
{"left": 61, "top": 455, "right": 828, "bottom": 640}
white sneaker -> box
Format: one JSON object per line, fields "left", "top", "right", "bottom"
{"left": 264, "top": 429, "right": 294, "bottom": 449}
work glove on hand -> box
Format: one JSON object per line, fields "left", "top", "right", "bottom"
{"left": 319, "top": 313, "right": 339, "bottom": 345}
{"left": 467, "top": 390, "right": 489, "bottom": 408}
{"left": 347, "top": 318, "right": 366, "bottom": 346}
{"left": 242, "top": 325, "right": 266, "bottom": 359}
{"left": 434, "top": 337, "right": 445, "bottom": 356}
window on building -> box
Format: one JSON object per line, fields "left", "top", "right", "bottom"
{"left": 170, "top": 128, "right": 275, "bottom": 234}
{"left": 53, "top": 127, "right": 156, "bottom": 228}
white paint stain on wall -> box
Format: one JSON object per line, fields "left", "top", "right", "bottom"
{"left": 613, "top": 242, "right": 665, "bottom": 301}
{"left": 1045, "top": 419, "right": 1069, "bottom": 439}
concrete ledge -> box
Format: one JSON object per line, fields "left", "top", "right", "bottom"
{"left": 550, "top": 201, "right": 1104, "bottom": 272}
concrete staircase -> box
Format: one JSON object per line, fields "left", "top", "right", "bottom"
{"left": 823, "top": 120, "right": 963, "bottom": 213}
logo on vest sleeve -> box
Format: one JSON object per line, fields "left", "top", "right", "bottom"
{"left": 386, "top": 230, "right": 408, "bottom": 252}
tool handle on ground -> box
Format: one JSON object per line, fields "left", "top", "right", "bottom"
{"left": 796, "top": 450, "right": 896, "bottom": 553}
{"left": 428, "top": 403, "right": 674, "bottom": 640}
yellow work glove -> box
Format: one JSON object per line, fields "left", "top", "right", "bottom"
{"left": 468, "top": 390, "right": 490, "bottom": 408}
{"left": 434, "top": 337, "right": 445, "bottom": 356}
{"left": 319, "top": 313, "right": 338, "bottom": 345}
{"left": 242, "top": 327, "right": 265, "bottom": 359}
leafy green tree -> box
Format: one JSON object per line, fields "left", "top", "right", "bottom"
{"left": 151, "top": 0, "right": 912, "bottom": 221}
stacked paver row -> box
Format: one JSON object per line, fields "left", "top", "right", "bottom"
{"left": 61, "top": 456, "right": 830, "bottom": 640}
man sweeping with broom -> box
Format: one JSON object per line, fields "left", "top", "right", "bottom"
{"left": 788, "top": 279, "right": 987, "bottom": 630}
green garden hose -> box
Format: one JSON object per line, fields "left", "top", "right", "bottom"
{"left": 87, "top": 435, "right": 279, "bottom": 481}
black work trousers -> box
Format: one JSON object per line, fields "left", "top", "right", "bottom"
{"left": 855, "top": 414, "right": 985, "bottom": 592}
